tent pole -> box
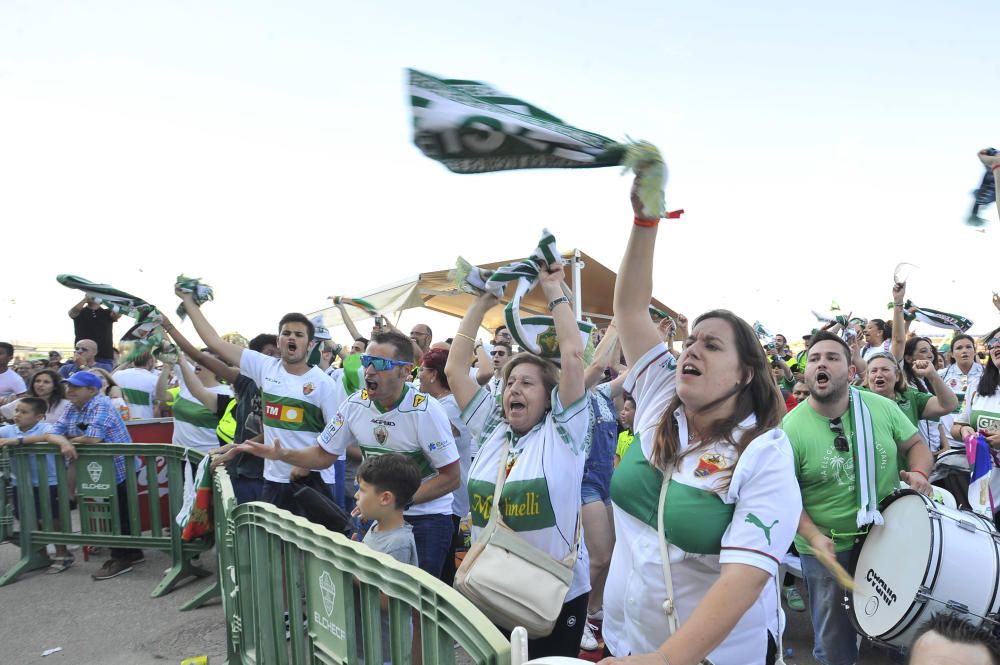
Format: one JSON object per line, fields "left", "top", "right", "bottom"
{"left": 571, "top": 250, "right": 583, "bottom": 320}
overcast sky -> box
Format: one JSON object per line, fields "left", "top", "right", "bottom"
{"left": 3, "top": 1, "right": 999, "bottom": 351}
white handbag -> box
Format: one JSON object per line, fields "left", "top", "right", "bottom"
{"left": 454, "top": 437, "right": 581, "bottom": 638}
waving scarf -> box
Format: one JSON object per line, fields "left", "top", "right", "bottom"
{"left": 886, "top": 300, "right": 974, "bottom": 332}
{"left": 174, "top": 275, "right": 214, "bottom": 321}
{"left": 408, "top": 69, "right": 670, "bottom": 219}
{"left": 57, "top": 274, "right": 167, "bottom": 362}
{"left": 452, "top": 230, "right": 594, "bottom": 364}
{"left": 330, "top": 296, "right": 379, "bottom": 317}
{"left": 968, "top": 148, "right": 998, "bottom": 227}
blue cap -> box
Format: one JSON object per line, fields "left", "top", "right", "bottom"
{"left": 63, "top": 371, "right": 103, "bottom": 389}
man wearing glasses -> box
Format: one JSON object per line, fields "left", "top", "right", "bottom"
{"left": 783, "top": 331, "right": 933, "bottom": 665}
{"left": 237, "top": 331, "right": 460, "bottom": 579}
{"left": 59, "top": 339, "right": 99, "bottom": 379}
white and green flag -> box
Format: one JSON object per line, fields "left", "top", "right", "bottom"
{"left": 409, "top": 68, "right": 625, "bottom": 174}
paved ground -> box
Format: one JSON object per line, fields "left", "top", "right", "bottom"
{"left": 0, "top": 542, "right": 226, "bottom": 664}
{"left": 1, "top": 539, "right": 896, "bottom": 665}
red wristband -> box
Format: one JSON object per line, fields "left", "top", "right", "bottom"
{"left": 992, "top": 164, "right": 1000, "bottom": 172}
{"left": 633, "top": 216, "right": 660, "bottom": 228}
{"left": 911, "top": 468, "right": 929, "bottom": 481}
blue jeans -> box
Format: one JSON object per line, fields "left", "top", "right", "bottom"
{"left": 404, "top": 513, "right": 453, "bottom": 579}
{"left": 231, "top": 476, "right": 265, "bottom": 504}
{"left": 333, "top": 458, "right": 346, "bottom": 509}
{"left": 801, "top": 550, "right": 859, "bottom": 665}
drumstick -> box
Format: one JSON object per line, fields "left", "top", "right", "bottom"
{"left": 814, "top": 548, "right": 857, "bottom": 592}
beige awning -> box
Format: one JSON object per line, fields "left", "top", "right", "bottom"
{"left": 309, "top": 250, "right": 674, "bottom": 331}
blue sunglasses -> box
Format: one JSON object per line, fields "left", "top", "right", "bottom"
{"left": 360, "top": 354, "right": 411, "bottom": 371}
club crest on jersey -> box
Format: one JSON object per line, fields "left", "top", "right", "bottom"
{"left": 413, "top": 394, "right": 426, "bottom": 408}
{"left": 694, "top": 452, "right": 730, "bottom": 477}
{"left": 374, "top": 424, "right": 388, "bottom": 445}
{"left": 303, "top": 382, "right": 315, "bottom": 396}
{"left": 361, "top": 389, "right": 369, "bottom": 401}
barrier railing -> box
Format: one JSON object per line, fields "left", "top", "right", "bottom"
{"left": 0, "top": 443, "right": 214, "bottom": 602}
{"left": 213, "top": 467, "right": 511, "bottom": 665}
{"left": 0, "top": 447, "right": 14, "bottom": 543}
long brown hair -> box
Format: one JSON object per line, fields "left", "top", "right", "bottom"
{"left": 652, "top": 310, "right": 784, "bottom": 485}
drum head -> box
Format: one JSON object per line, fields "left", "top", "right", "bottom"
{"left": 852, "top": 493, "right": 933, "bottom": 637}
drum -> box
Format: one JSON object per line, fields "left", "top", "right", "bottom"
{"left": 849, "top": 489, "right": 1000, "bottom": 648}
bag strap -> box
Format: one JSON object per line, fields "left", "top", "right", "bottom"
{"left": 657, "top": 462, "right": 680, "bottom": 635}
{"left": 489, "top": 432, "right": 583, "bottom": 567}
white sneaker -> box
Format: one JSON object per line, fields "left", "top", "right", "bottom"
{"left": 580, "top": 622, "right": 599, "bottom": 651}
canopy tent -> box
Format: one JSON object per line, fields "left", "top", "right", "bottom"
{"left": 309, "top": 250, "right": 675, "bottom": 332}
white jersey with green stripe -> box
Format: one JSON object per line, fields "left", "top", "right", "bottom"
{"left": 317, "top": 385, "right": 457, "bottom": 517}
{"left": 172, "top": 366, "right": 233, "bottom": 453}
{"left": 602, "top": 343, "right": 801, "bottom": 665}
{"left": 113, "top": 367, "right": 159, "bottom": 420}
{"left": 240, "top": 350, "right": 342, "bottom": 484}
{"left": 463, "top": 383, "right": 592, "bottom": 603}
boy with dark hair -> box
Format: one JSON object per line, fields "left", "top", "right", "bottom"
{"left": 353, "top": 453, "right": 420, "bottom": 664}
{"left": 0, "top": 397, "right": 73, "bottom": 571}
{"left": 908, "top": 612, "right": 1000, "bottom": 665}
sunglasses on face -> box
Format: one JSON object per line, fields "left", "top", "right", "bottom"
{"left": 360, "top": 355, "right": 410, "bottom": 372}
{"left": 986, "top": 338, "right": 1000, "bottom": 351}
{"left": 490, "top": 350, "right": 508, "bottom": 357}
{"left": 829, "top": 417, "right": 849, "bottom": 453}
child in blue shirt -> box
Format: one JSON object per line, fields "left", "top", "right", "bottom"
{"left": 0, "top": 397, "right": 73, "bottom": 572}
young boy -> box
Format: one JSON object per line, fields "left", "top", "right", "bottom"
{"left": 614, "top": 395, "right": 636, "bottom": 467}
{"left": 353, "top": 453, "right": 422, "bottom": 664}
{"left": 0, "top": 397, "right": 73, "bottom": 572}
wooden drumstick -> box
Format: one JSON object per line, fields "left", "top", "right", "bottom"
{"left": 814, "top": 548, "right": 858, "bottom": 592}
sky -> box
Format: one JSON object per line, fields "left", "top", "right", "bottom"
{"left": 2, "top": 1, "right": 999, "bottom": 351}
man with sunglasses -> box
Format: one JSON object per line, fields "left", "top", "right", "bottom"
{"left": 59, "top": 339, "right": 99, "bottom": 379}
{"left": 481, "top": 340, "right": 513, "bottom": 395}
{"left": 783, "top": 331, "right": 933, "bottom": 665}
{"left": 237, "top": 331, "right": 459, "bottom": 579}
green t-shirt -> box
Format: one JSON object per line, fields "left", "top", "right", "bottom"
{"left": 783, "top": 391, "right": 918, "bottom": 554}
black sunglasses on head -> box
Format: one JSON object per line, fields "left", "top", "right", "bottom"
{"left": 829, "top": 417, "right": 849, "bottom": 453}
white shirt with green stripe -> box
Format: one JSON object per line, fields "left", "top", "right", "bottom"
{"left": 462, "top": 384, "right": 592, "bottom": 603}
{"left": 113, "top": 367, "right": 159, "bottom": 420}
{"left": 603, "top": 343, "right": 801, "bottom": 665}
{"left": 317, "top": 384, "right": 457, "bottom": 517}
{"left": 240, "top": 350, "right": 343, "bottom": 484}
{"left": 171, "top": 364, "right": 233, "bottom": 453}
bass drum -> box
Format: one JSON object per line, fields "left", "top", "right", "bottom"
{"left": 849, "top": 490, "right": 1000, "bottom": 648}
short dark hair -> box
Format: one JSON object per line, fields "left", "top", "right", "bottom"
{"left": 807, "top": 331, "right": 853, "bottom": 366}
{"left": 908, "top": 612, "right": 1000, "bottom": 665}
{"left": 494, "top": 325, "right": 508, "bottom": 336}
{"left": 0, "top": 342, "right": 13, "bottom": 356}
{"left": 493, "top": 341, "right": 513, "bottom": 354}
{"left": 354, "top": 336, "right": 369, "bottom": 347}
{"left": 869, "top": 318, "right": 892, "bottom": 341}
{"left": 952, "top": 332, "right": 976, "bottom": 351}
{"left": 372, "top": 331, "right": 414, "bottom": 364}
{"left": 249, "top": 333, "right": 278, "bottom": 352}
{"left": 19, "top": 396, "right": 47, "bottom": 417}
{"left": 356, "top": 454, "right": 422, "bottom": 509}
{"left": 278, "top": 313, "right": 314, "bottom": 340}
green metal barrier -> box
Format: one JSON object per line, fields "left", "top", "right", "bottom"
{"left": 212, "top": 468, "right": 510, "bottom": 665}
{"left": 0, "top": 447, "right": 14, "bottom": 543}
{"left": 0, "top": 443, "right": 214, "bottom": 601}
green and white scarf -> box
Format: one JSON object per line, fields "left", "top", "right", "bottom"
{"left": 849, "top": 388, "right": 883, "bottom": 528}
{"left": 408, "top": 69, "right": 668, "bottom": 218}
{"left": 886, "top": 300, "right": 973, "bottom": 332}
{"left": 451, "top": 230, "right": 594, "bottom": 364}
{"left": 174, "top": 275, "right": 214, "bottom": 321}
{"left": 56, "top": 274, "right": 167, "bottom": 362}
{"left": 330, "top": 296, "right": 379, "bottom": 317}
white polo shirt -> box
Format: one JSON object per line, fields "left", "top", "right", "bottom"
{"left": 603, "top": 343, "right": 801, "bottom": 665}
{"left": 317, "top": 385, "right": 457, "bottom": 516}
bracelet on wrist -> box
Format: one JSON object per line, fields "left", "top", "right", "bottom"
{"left": 911, "top": 468, "right": 929, "bottom": 481}
{"left": 548, "top": 296, "right": 570, "bottom": 312}
{"left": 992, "top": 164, "right": 1000, "bottom": 171}
{"left": 455, "top": 332, "right": 476, "bottom": 344}
{"left": 633, "top": 216, "right": 660, "bottom": 228}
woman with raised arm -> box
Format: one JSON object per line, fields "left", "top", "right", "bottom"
{"left": 598, "top": 176, "right": 801, "bottom": 665}
{"left": 444, "top": 260, "right": 591, "bottom": 658}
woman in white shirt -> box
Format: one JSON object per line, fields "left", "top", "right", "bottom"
{"left": 445, "top": 260, "right": 591, "bottom": 658}
{"left": 598, "top": 175, "right": 801, "bottom": 665}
